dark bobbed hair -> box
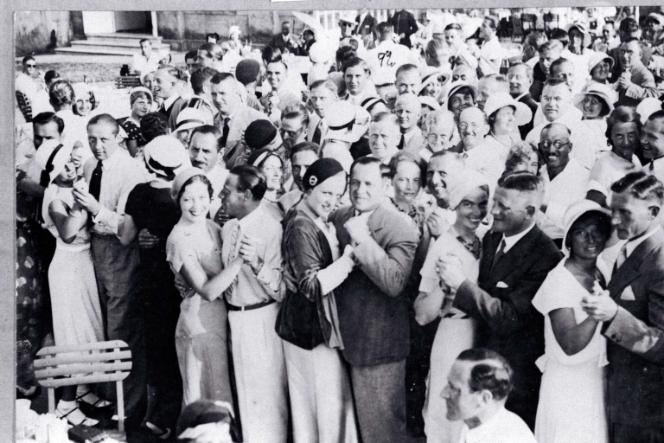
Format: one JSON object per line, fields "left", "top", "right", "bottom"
{"left": 229, "top": 164, "right": 268, "bottom": 201}
{"left": 176, "top": 174, "right": 214, "bottom": 204}
{"left": 33, "top": 112, "right": 64, "bottom": 134}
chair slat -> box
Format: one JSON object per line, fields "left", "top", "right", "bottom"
{"left": 36, "top": 340, "right": 128, "bottom": 355}
{"left": 34, "top": 350, "right": 131, "bottom": 368}
{"left": 38, "top": 372, "right": 130, "bottom": 388}
{"left": 35, "top": 361, "right": 133, "bottom": 379}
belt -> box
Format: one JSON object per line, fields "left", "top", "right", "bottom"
{"left": 227, "top": 299, "right": 276, "bottom": 312}
{"left": 442, "top": 312, "right": 470, "bottom": 319}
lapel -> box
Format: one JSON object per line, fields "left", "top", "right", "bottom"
{"left": 368, "top": 204, "right": 391, "bottom": 240}
{"left": 608, "top": 230, "right": 663, "bottom": 298}
{"left": 479, "top": 231, "right": 502, "bottom": 280}
{"left": 483, "top": 226, "right": 542, "bottom": 286}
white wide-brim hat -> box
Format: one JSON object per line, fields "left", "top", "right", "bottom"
{"left": 483, "top": 92, "right": 532, "bottom": 127}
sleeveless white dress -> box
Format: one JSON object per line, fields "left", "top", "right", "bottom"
{"left": 532, "top": 260, "right": 609, "bottom": 443}
{"left": 42, "top": 185, "right": 104, "bottom": 347}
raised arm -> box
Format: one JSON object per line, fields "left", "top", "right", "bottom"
{"left": 48, "top": 199, "right": 88, "bottom": 244}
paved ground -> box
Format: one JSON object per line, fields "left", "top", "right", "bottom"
{"left": 15, "top": 52, "right": 187, "bottom": 83}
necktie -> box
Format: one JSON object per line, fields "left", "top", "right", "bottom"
{"left": 224, "top": 221, "right": 243, "bottom": 299}
{"left": 491, "top": 238, "right": 506, "bottom": 271}
{"left": 220, "top": 117, "right": 230, "bottom": 148}
{"left": 397, "top": 131, "right": 406, "bottom": 150}
{"left": 88, "top": 161, "right": 103, "bottom": 201}
{"left": 312, "top": 121, "right": 323, "bottom": 145}
{"left": 613, "top": 244, "right": 629, "bottom": 273}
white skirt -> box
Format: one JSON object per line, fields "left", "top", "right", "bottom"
{"left": 48, "top": 245, "right": 104, "bottom": 347}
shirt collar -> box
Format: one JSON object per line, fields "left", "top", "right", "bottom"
{"left": 163, "top": 93, "right": 180, "bottom": 111}
{"left": 501, "top": 222, "right": 536, "bottom": 253}
{"left": 238, "top": 203, "right": 264, "bottom": 230}
{"left": 625, "top": 226, "right": 661, "bottom": 258}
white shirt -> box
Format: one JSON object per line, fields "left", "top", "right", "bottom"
{"left": 87, "top": 148, "right": 147, "bottom": 236}
{"left": 366, "top": 40, "right": 415, "bottom": 84}
{"left": 540, "top": 158, "right": 591, "bottom": 239}
{"left": 131, "top": 52, "right": 160, "bottom": 76}
{"left": 501, "top": 223, "right": 536, "bottom": 254}
{"left": 206, "top": 163, "right": 229, "bottom": 217}
{"left": 458, "top": 406, "right": 536, "bottom": 443}
{"left": 15, "top": 72, "right": 52, "bottom": 115}
{"left": 589, "top": 151, "right": 641, "bottom": 197}
{"left": 460, "top": 139, "right": 504, "bottom": 190}
{"left": 478, "top": 37, "right": 506, "bottom": 76}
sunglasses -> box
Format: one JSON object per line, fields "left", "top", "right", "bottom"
{"left": 25, "top": 64, "right": 37, "bottom": 68}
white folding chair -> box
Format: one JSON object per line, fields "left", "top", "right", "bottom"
{"left": 34, "top": 340, "right": 132, "bottom": 432}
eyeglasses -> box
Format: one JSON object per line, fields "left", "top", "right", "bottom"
{"left": 539, "top": 140, "right": 571, "bottom": 150}
{"left": 25, "top": 64, "right": 36, "bottom": 68}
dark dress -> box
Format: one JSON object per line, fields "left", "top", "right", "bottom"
{"left": 15, "top": 173, "right": 47, "bottom": 394}
{"left": 124, "top": 183, "right": 182, "bottom": 430}
{"left": 118, "top": 117, "right": 144, "bottom": 147}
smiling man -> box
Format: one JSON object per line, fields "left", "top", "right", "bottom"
{"left": 442, "top": 348, "right": 536, "bottom": 443}
{"left": 329, "top": 155, "right": 419, "bottom": 443}
{"left": 437, "top": 172, "right": 561, "bottom": 428}
{"left": 641, "top": 111, "right": 664, "bottom": 182}
{"left": 526, "top": 78, "right": 598, "bottom": 170}
{"left": 538, "top": 122, "right": 590, "bottom": 242}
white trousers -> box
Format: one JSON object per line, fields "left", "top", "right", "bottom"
{"left": 228, "top": 303, "right": 288, "bottom": 443}
{"left": 283, "top": 341, "right": 359, "bottom": 443}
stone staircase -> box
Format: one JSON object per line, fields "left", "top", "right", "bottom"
{"left": 55, "top": 32, "right": 170, "bottom": 56}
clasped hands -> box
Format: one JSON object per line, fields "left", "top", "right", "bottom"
{"left": 435, "top": 253, "right": 467, "bottom": 292}
{"left": 581, "top": 289, "right": 618, "bottom": 322}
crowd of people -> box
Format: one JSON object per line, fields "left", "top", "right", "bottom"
{"left": 14, "top": 6, "right": 664, "bottom": 443}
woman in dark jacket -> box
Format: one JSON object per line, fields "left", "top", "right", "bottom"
{"left": 278, "top": 158, "right": 359, "bottom": 442}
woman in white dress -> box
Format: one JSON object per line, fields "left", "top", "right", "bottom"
{"left": 37, "top": 143, "right": 105, "bottom": 426}
{"left": 414, "top": 169, "right": 489, "bottom": 443}
{"left": 166, "top": 168, "right": 243, "bottom": 406}
{"left": 532, "top": 200, "right": 612, "bottom": 443}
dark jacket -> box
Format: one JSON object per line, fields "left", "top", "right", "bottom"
{"left": 517, "top": 93, "right": 538, "bottom": 140}
{"left": 389, "top": 10, "right": 418, "bottom": 48}
{"left": 355, "top": 13, "right": 377, "bottom": 38}
{"left": 330, "top": 203, "right": 419, "bottom": 366}
{"left": 603, "top": 229, "right": 664, "bottom": 428}
{"left": 453, "top": 225, "right": 562, "bottom": 427}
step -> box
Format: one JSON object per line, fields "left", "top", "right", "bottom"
{"left": 54, "top": 46, "right": 146, "bottom": 56}
{"left": 86, "top": 33, "right": 161, "bottom": 41}
{"left": 73, "top": 39, "right": 170, "bottom": 50}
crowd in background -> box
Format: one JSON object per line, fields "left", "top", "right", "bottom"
{"left": 14, "top": 6, "right": 664, "bottom": 443}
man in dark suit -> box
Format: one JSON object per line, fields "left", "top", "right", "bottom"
{"left": 355, "top": 8, "right": 377, "bottom": 41}
{"left": 389, "top": 9, "right": 418, "bottom": 48}
{"left": 438, "top": 172, "right": 562, "bottom": 429}
{"left": 507, "top": 63, "right": 538, "bottom": 139}
{"left": 582, "top": 170, "right": 664, "bottom": 443}
{"left": 329, "top": 156, "right": 419, "bottom": 443}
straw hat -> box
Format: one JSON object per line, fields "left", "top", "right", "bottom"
{"left": 419, "top": 66, "right": 451, "bottom": 95}
{"left": 483, "top": 92, "right": 532, "bottom": 126}
{"left": 447, "top": 81, "right": 477, "bottom": 101}
{"left": 573, "top": 82, "right": 617, "bottom": 117}
{"left": 587, "top": 52, "right": 615, "bottom": 73}
{"left": 175, "top": 107, "right": 213, "bottom": 132}
{"left": 567, "top": 21, "right": 592, "bottom": 48}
